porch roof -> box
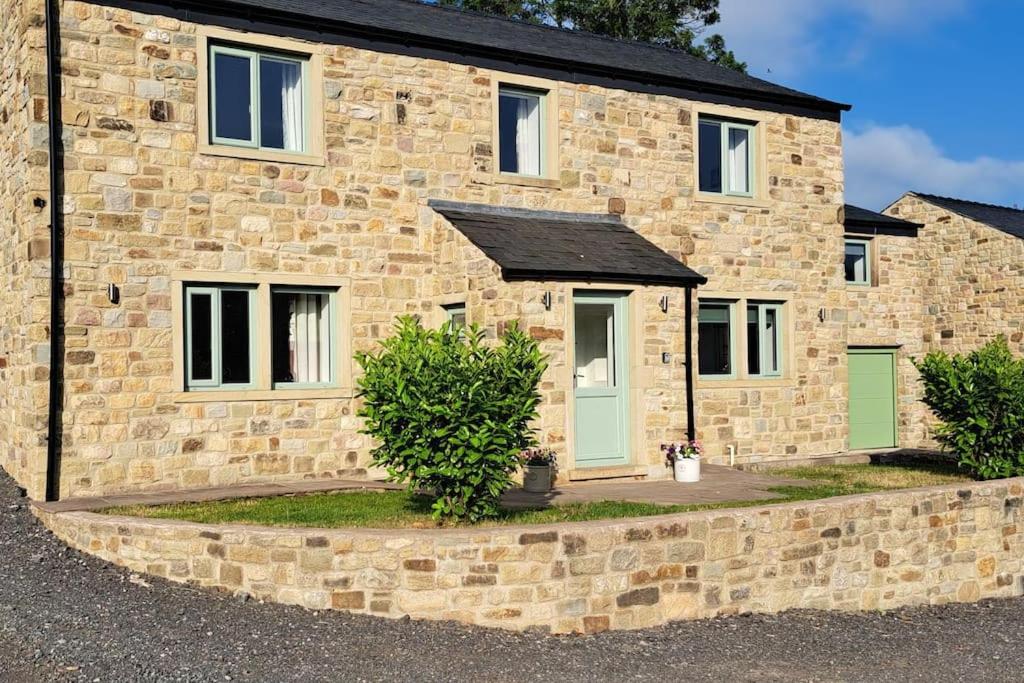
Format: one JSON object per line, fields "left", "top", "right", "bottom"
{"left": 430, "top": 201, "right": 707, "bottom": 288}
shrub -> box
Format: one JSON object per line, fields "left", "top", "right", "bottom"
{"left": 914, "top": 337, "right": 1024, "bottom": 479}
{"left": 355, "top": 316, "right": 547, "bottom": 522}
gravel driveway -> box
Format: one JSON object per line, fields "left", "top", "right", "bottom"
{"left": 1, "top": 473, "right": 1021, "bottom": 682}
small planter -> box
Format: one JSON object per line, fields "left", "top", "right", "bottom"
{"left": 673, "top": 457, "right": 701, "bottom": 483}
{"left": 523, "top": 464, "right": 553, "bottom": 493}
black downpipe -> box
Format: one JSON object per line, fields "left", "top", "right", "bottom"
{"left": 44, "top": 0, "right": 64, "bottom": 502}
{"left": 684, "top": 287, "right": 696, "bottom": 443}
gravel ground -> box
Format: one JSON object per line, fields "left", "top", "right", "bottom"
{"left": 1, "top": 474, "right": 1022, "bottom": 682}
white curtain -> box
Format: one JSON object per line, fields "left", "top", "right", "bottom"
{"left": 280, "top": 61, "right": 303, "bottom": 152}
{"left": 728, "top": 127, "right": 750, "bottom": 193}
{"left": 515, "top": 94, "right": 541, "bottom": 176}
{"left": 288, "top": 293, "right": 330, "bottom": 383}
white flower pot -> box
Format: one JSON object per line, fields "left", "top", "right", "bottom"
{"left": 523, "top": 464, "right": 553, "bottom": 493}
{"left": 673, "top": 457, "right": 700, "bottom": 483}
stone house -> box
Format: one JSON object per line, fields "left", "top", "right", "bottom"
{"left": 0, "top": 0, "right": 955, "bottom": 502}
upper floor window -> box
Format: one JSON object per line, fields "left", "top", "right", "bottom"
{"left": 209, "top": 43, "right": 309, "bottom": 153}
{"left": 698, "top": 117, "right": 755, "bottom": 197}
{"left": 498, "top": 85, "right": 547, "bottom": 177}
{"left": 844, "top": 238, "right": 871, "bottom": 285}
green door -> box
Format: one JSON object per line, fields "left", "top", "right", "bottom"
{"left": 573, "top": 292, "right": 630, "bottom": 468}
{"left": 848, "top": 349, "right": 897, "bottom": 450}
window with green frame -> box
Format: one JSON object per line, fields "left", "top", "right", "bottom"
{"left": 697, "top": 301, "right": 735, "bottom": 377}
{"left": 185, "top": 285, "right": 256, "bottom": 389}
{"left": 498, "top": 85, "right": 547, "bottom": 177}
{"left": 844, "top": 238, "right": 871, "bottom": 285}
{"left": 271, "top": 288, "right": 337, "bottom": 388}
{"left": 443, "top": 303, "right": 467, "bottom": 329}
{"left": 746, "top": 302, "right": 783, "bottom": 377}
{"left": 698, "top": 116, "right": 756, "bottom": 197}
{"left": 209, "top": 43, "right": 310, "bottom": 153}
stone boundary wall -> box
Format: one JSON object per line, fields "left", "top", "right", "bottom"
{"left": 35, "top": 478, "right": 1024, "bottom": 634}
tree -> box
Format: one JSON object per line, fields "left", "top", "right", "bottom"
{"left": 436, "top": 0, "right": 746, "bottom": 72}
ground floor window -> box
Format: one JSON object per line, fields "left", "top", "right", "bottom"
{"left": 184, "top": 282, "right": 339, "bottom": 392}
{"left": 698, "top": 298, "right": 787, "bottom": 381}
{"left": 442, "top": 303, "right": 467, "bottom": 329}
{"left": 697, "top": 302, "right": 734, "bottom": 377}
{"left": 185, "top": 285, "right": 256, "bottom": 389}
{"left": 271, "top": 289, "right": 335, "bottom": 387}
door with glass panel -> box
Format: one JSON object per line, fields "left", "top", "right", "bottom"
{"left": 573, "top": 292, "right": 630, "bottom": 468}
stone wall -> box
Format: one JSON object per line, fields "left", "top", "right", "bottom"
{"left": 0, "top": 0, "right": 52, "bottom": 498}
{"left": 36, "top": 477, "right": 1024, "bottom": 633}
{"left": 0, "top": 0, "right": 853, "bottom": 499}
{"left": 844, "top": 229, "right": 932, "bottom": 448}
{"left": 888, "top": 195, "right": 1024, "bottom": 356}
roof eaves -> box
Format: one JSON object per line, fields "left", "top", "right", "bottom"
{"left": 117, "top": 0, "right": 850, "bottom": 117}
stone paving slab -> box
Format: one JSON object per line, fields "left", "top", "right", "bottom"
{"left": 33, "top": 464, "right": 808, "bottom": 513}
{"left": 501, "top": 464, "right": 813, "bottom": 509}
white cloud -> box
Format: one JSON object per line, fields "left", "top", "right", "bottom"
{"left": 715, "top": 0, "right": 967, "bottom": 80}
{"left": 844, "top": 124, "right": 1024, "bottom": 210}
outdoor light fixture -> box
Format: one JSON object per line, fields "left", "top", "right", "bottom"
{"left": 818, "top": 307, "right": 826, "bottom": 323}
{"left": 107, "top": 283, "right": 120, "bottom": 305}
{"left": 659, "top": 295, "right": 670, "bottom": 313}
{"left": 542, "top": 291, "right": 552, "bottom": 311}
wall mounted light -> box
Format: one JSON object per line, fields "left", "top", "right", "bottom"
{"left": 659, "top": 295, "right": 669, "bottom": 313}
{"left": 542, "top": 291, "right": 552, "bottom": 311}
{"left": 107, "top": 283, "right": 120, "bottom": 305}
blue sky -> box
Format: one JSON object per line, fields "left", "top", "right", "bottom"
{"left": 716, "top": 0, "right": 1024, "bottom": 209}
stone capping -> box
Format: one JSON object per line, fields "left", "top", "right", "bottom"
{"left": 34, "top": 478, "right": 1024, "bottom": 634}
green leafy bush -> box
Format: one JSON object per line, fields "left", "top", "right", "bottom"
{"left": 356, "top": 317, "right": 547, "bottom": 522}
{"left": 914, "top": 337, "right": 1024, "bottom": 479}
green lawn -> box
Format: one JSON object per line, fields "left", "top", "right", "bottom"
{"left": 105, "top": 461, "right": 972, "bottom": 529}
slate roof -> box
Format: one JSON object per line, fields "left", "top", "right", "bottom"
{"left": 910, "top": 193, "right": 1024, "bottom": 240}
{"left": 430, "top": 201, "right": 707, "bottom": 287}
{"left": 138, "top": 0, "right": 848, "bottom": 118}
{"left": 843, "top": 204, "right": 921, "bottom": 236}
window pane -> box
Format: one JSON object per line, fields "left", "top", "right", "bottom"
{"left": 698, "top": 303, "right": 731, "bottom": 375}
{"left": 746, "top": 305, "right": 760, "bottom": 375}
{"left": 259, "top": 57, "right": 304, "bottom": 152}
{"left": 764, "top": 307, "right": 779, "bottom": 374}
{"left": 698, "top": 120, "right": 722, "bottom": 193}
{"left": 220, "top": 290, "right": 251, "bottom": 384}
{"left": 212, "top": 51, "right": 252, "bottom": 142}
{"left": 574, "top": 303, "right": 615, "bottom": 388}
{"left": 499, "top": 90, "right": 542, "bottom": 175}
{"left": 728, "top": 126, "right": 751, "bottom": 193}
{"left": 845, "top": 241, "right": 868, "bottom": 283}
{"left": 445, "top": 305, "right": 467, "bottom": 329}
{"left": 189, "top": 293, "right": 213, "bottom": 381}
{"left": 273, "top": 291, "right": 332, "bottom": 384}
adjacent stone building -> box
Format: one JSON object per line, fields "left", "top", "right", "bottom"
{"left": 0, "top": 0, "right": 1002, "bottom": 502}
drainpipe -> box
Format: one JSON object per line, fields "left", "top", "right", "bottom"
{"left": 684, "top": 286, "right": 696, "bottom": 443}
{"left": 43, "top": 0, "right": 64, "bottom": 502}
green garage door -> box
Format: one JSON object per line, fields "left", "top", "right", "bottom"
{"left": 848, "top": 349, "right": 897, "bottom": 450}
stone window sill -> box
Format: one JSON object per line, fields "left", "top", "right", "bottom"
{"left": 694, "top": 193, "right": 772, "bottom": 209}
{"left": 174, "top": 388, "right": 355, "bottom": 403}
{"left": 198, "top": 143, "right": 326, "bottom": 167}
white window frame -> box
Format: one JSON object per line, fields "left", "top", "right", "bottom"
{"left": 270, "top": 287, "right": 338, "bottom": 390}
{"left": 497, "top": 84, "right": 548, "bottom": 179}
{"left": 746, "top": 302, "right": 784, "bottom": 378}
{"left": 209, "top": 42, "right": 310, "bottom": 153}
{"left": 698, "top": 116, "right": 756, "bottom": 198}
{"left": 844, "top": 237, "right": 872, "bottom": 286}
{"left": 184, "top": 284, "right": 257, "bottom": 390}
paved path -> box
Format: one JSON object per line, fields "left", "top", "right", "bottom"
{"left": 36, "top": 464, "right": 807, "bottom": 514}
{"left": 2, "top": 474, "right": 1022, "bottom": 682}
